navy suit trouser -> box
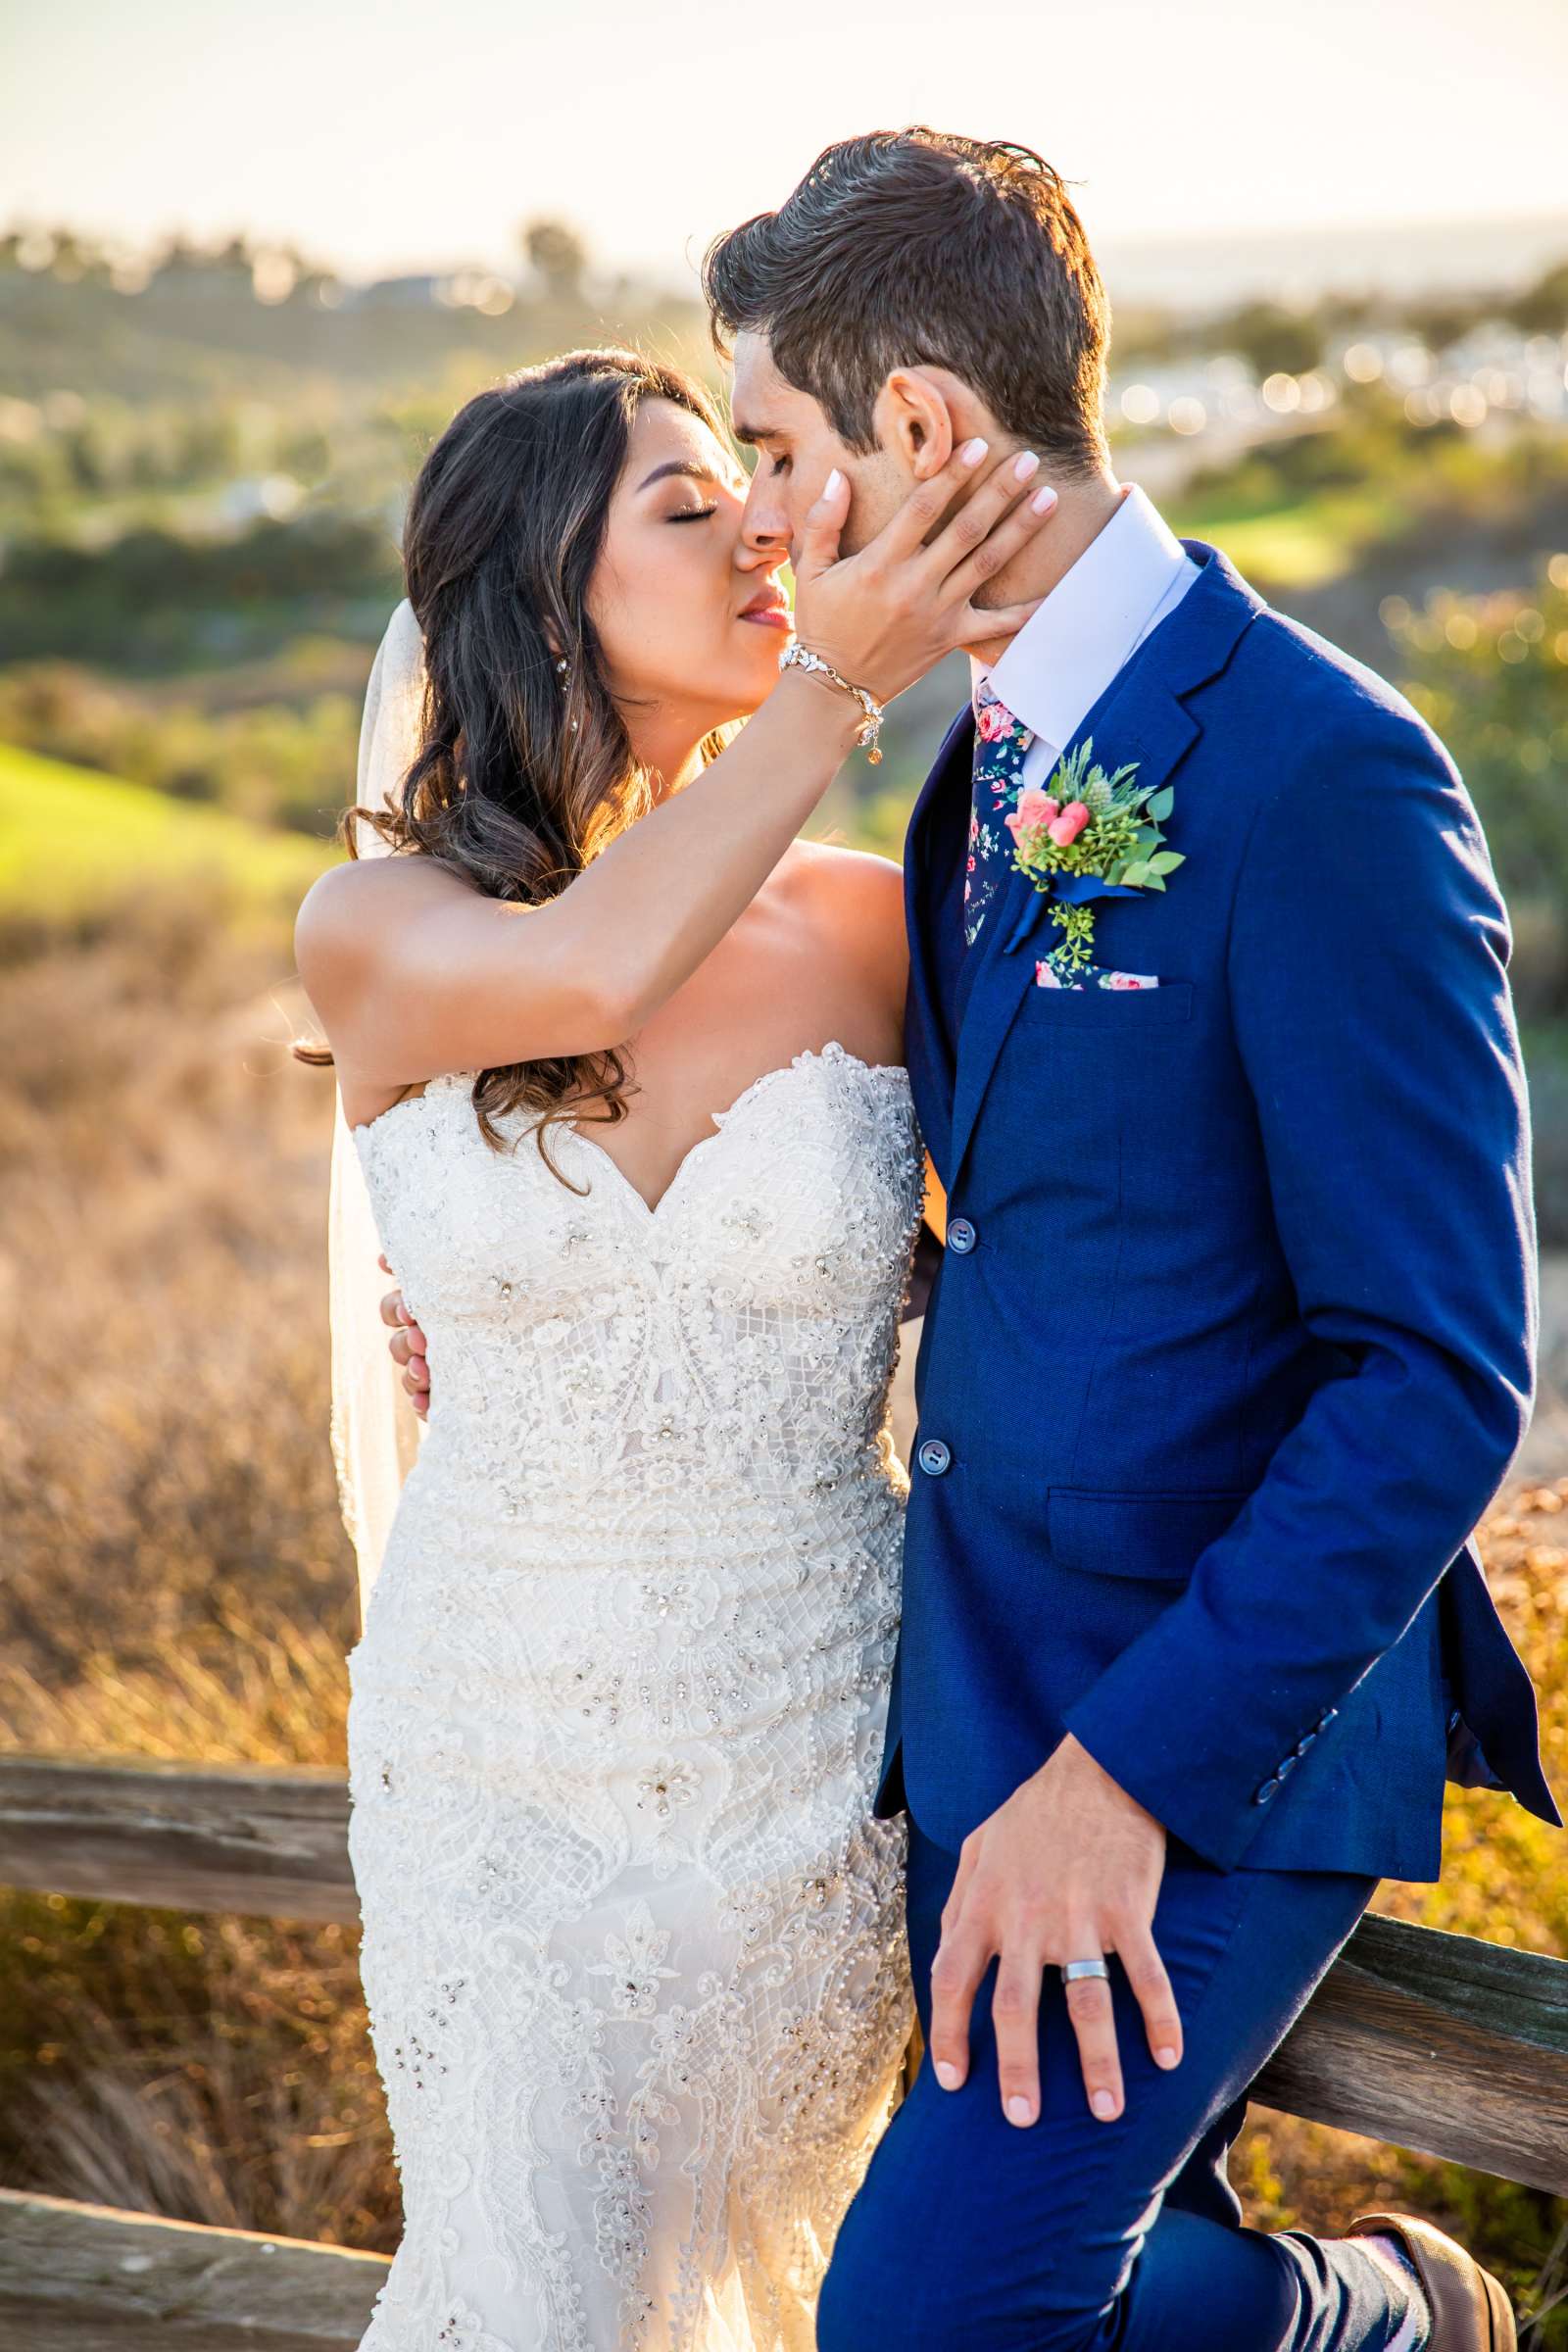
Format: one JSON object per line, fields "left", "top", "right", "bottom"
{"left": 816, "top": 1819, "right": 1429, "bottom": 2352}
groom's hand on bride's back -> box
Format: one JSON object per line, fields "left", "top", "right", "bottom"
{"left": 927, "top": 1733, "right": 1184, "bottom": 2130}
{"left": 378, "top": 1256, "right": 430, "bottom": 1418}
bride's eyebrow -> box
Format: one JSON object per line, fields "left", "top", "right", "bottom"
{"left": 638, "top": 459, "right": 731, "bottom": 493}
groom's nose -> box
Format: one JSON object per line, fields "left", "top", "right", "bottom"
{"left": 738, "top": 474, "right": 792, "bottom": 563}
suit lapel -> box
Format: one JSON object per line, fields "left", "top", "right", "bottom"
{"left": 945, "top": 543, "right": 1259, "bottom": 1184}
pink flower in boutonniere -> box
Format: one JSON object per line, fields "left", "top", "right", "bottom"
{"left": 1005, "top": 788, "right": 1059, "bottom": 838}
{"left": 1048, "top": 800, "right": 1092, "bottom": 847}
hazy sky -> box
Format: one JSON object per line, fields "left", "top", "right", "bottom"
{"left": 6, "top": 0, "right": 1567, "bottom": 285}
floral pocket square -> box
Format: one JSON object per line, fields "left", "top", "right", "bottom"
{"left": 1036, "top": 961, "right": 1160, "bottom": 993}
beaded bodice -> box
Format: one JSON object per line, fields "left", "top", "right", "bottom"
{"left": 353, "top": 1043, "right": 923, "bottom": 1538}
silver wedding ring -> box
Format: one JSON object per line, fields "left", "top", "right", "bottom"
{"left": 1061, "top": 1958, "right": 1110, "bottom": 1984}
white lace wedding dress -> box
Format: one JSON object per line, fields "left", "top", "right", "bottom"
{"left": 344, "top": 1042, "right": 924, "bottom": 2352}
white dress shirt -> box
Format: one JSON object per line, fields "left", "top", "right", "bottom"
{"left": 970, "top": 482, "right": 1200, "bottom": 792}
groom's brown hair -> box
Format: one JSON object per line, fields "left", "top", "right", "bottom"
{"left": 703, "top": 127, "right": 1111, "bottom": 477}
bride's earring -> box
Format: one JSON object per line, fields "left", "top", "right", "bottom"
{"left": 556, "top": 656, "right": 579, "bottom": 733}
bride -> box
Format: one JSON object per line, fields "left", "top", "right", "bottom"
{"left": 296, "top": 346, "right": 1054, "bottom": 2351}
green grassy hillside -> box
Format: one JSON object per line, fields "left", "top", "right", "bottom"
{"left": 0, "top": 740, "right": 334, "bottom": 915}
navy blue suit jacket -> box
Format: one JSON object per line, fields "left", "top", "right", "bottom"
{"left": 876, "top": 541, "right": 1560, "bottom": 1879}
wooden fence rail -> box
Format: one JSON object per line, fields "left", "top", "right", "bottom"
{"left": 1, "top": 1749, "right": 1566, "bottom": 2344}
{"left": 0, "top": 1753, "right": 352, "bottom": 1924}
{"left": 0, "top": 2187, "right": 385, "bottom": 2349}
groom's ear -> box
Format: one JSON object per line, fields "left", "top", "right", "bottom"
{"left": 876, "top": 367, "right": 961, "bottom": 481}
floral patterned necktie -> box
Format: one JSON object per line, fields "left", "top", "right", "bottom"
{"left": 963, "top": 678, "right": 1038, "bottom": 948}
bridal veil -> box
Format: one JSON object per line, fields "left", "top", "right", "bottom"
{"left": 327, "top": 598, "right": 426, "bottom": 1621}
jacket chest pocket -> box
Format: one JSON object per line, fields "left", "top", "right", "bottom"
{"left": 989, "top": 978, "right": 1197, "bottom": 1174}
{"left": 1020, "top": 976, "right": 1195, "bottom": 1031}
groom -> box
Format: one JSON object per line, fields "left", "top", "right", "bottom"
{"left": 702, "top": 131, "right": 1558, "bottom": 2350}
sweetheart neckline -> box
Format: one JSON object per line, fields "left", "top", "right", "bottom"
{"left": 352, "top": 1041, "right": 911, "bottom": 1221}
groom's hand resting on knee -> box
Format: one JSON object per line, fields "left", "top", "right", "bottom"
{"left": 927, "top": 1733, "right": 1183, "bottom": 2129}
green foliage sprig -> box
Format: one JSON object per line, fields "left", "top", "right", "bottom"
{"left": 1008, "top": 739, "right": 1185, "bottom": 974}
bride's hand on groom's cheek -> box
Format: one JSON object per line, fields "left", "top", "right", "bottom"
{"left": 378, "top": 1255, "right": 430, "bottom": 1418}
{"left": 926, "top": 1733, "right": 1184, "bottom": 2131}
{"left": 790, "top": 438, "right": 1059, "bottom": 708}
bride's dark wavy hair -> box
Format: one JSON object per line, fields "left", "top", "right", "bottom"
{"left": 299, "top": 347, "right": 740, "bottom": 1167}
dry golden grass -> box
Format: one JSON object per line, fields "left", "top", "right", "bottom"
{"left": 0, "top": 881, "right": 357, "bottom": 1688}
{"left": 0, "top": 881, "right": 383, "bottom": 2245}
{"left": 0, "top": 883, "right": 1563, "bottom": 2327}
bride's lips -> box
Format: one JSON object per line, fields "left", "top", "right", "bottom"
{"left": 737, "top": 591, "right": 792, "bottom": 632}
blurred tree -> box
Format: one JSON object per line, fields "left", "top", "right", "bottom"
{"left": 48, "top": 229, "right": 97, "bottom": 285}
{"left": 1402, "top": 295, "right": 1484, "bottom": 354}
{"left": 0, "top": 510, "right": 400, "bottom": 665}
{"left": 1388, "top": 563, "right": 1568, "bottom": 1021}
{"left": 1509, "top": 258, "right": 1568, "bottom": 336}
{"left": 1217, "top": 300, "right": 1323, "bottom": 380}
{"left": 1105, "top": 301, "right": 1177, "bottom": 366}
{"left": 520, "top": 218, "right": 589, "bottom": 301}
{"left": 1315, "top": 289, "right": 1377, "bottom": 335}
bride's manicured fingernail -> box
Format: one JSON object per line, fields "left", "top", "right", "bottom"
{"left": 1013, "top": 451, "right": 1040, "bottom": 482}
{"left": 823, "top": 467, "right": 843, "bottom": 499}
{"left": 961, "top": 437, "right": 989, "bottom": 467}
{"left": 1006, "top": 2095, "right": 1034, "bottom": 2127}
{"left": 1092, "top": 2089, "right": 1117, "bottom": 2120}
{"left": 1031, "top": 485, "right": 1057, "bottom": 514}
{"left": 934, "top": 2060, "right": 962, "bottom": 2090}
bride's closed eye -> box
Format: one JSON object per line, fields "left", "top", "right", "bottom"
{"left": 668, "top": 504, "right": 718, "bottom": 523}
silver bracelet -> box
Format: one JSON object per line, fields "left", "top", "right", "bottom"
{"left": 779, "top": 641, "right": 885, "bottom": 764}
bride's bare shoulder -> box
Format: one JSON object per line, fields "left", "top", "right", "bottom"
{"left": 781, "top": 836, "right": 905, "bottom": 926}
{"left": 295, "top": 853, "right": 478, "bottom": 994}
{"left": 777, "top": 838, "right": 909, "bottom": 1006}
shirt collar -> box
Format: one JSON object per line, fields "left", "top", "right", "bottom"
{"left": 971, "top": 483, "right": 1190, "bottom": 755}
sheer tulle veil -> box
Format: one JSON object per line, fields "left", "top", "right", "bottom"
{"left": 328, "top": 598, "right": 425, "bottom": 1622}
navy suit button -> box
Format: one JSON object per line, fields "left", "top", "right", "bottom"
{"left": 1447, "top": 1708, "right": 1462, "bottom": 1735}
{"left": 1293, "top": 1732, "right": 1317, "bottom": 1758}
{"left": 917, "top": 1439, "right": 953, "bottom": 1477}
{"left": 947, "top": 1218, "right": 977, "bottom": 1254}
{"left": 1276, "top": 1754, "right": 1298, "bottom": 1780}
{"left": 1253, "top": 1776, "right": 1281, "bottom": 1804}
{"left": 1317, "top": 1705, "right": 1340, "bottom": 1727}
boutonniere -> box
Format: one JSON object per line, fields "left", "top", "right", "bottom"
{"left": 1004, "top": 738, "right": 1185, "bottom": 978}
